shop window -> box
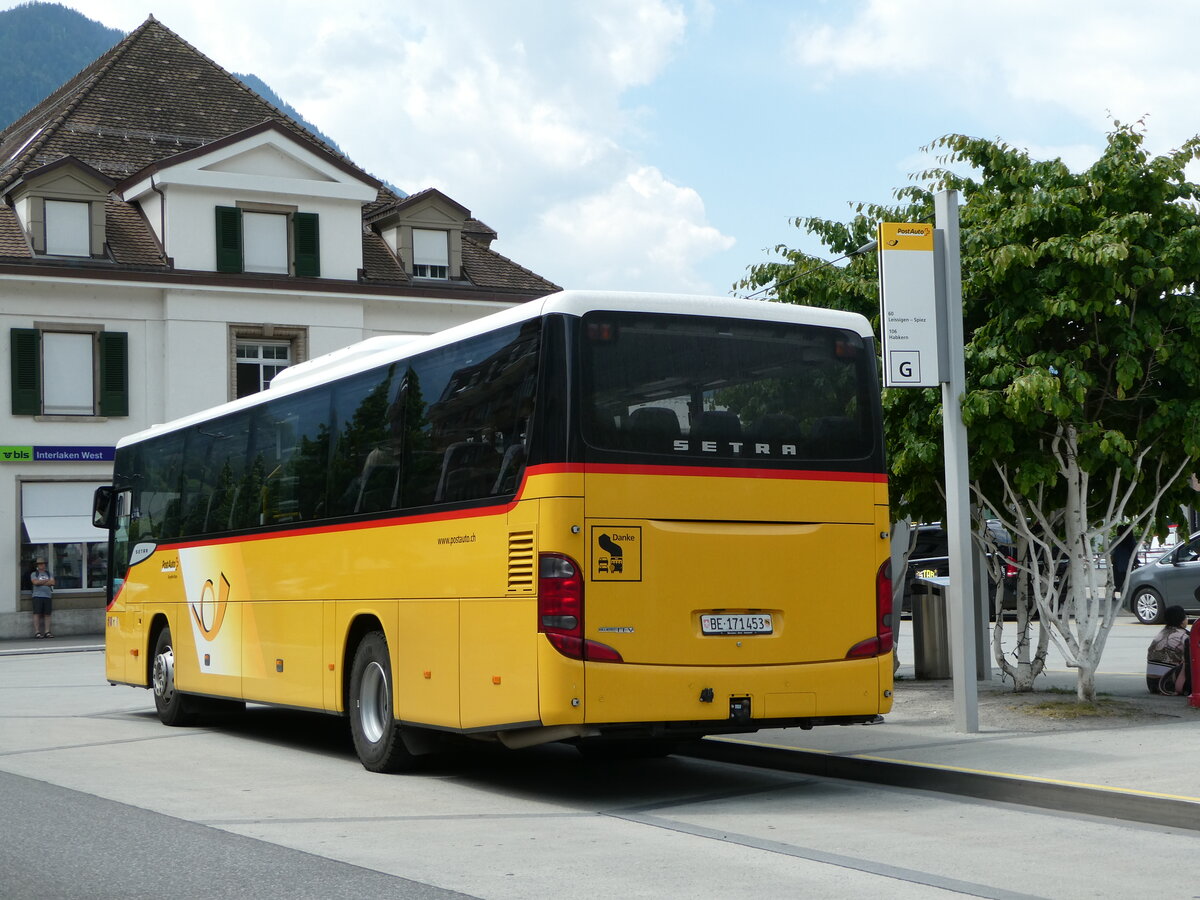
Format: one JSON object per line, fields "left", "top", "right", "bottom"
{"left": 20, "top": 482, "right": 109, "bottom": 592}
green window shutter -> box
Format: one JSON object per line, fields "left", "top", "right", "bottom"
{"left": 10, "top": 328, "right": 40, "bottom": 415}
{"left": 99, "top": 331, "right": 129, "bottom": 417}
{"left": 294, "top": 212, "right": 320, "bottom": 277}
{"left": 215, "top": 206, "right": 243, "bottom": 273}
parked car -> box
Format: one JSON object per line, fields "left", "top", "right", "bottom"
{"left": 1123, "top": 532, "right": 1200, "bottom": 624}
{"left": 900, "top": 522, "right": 1018, "bottom": 618}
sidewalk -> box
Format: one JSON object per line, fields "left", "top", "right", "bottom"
{"left": 0, "top": 632, "right": 103, "bottom": 655}
{"left": 722, "top": 656, "right": 1200, "bottom": 829}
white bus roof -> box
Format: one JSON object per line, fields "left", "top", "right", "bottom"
{"left": 115, "top": 291, "right": 874, "bottom": 449}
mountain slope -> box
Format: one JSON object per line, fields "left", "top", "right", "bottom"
{"left": 0, "top": 2, "right": 122, "bottom": 130}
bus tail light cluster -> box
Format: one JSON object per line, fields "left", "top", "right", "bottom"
{"left": 846, "top": 558, "right": 894, "bottom": 659}
{"left": 537, "top": 552, "right": 623, "bottom": 662}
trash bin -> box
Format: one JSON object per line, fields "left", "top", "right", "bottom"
{"left": 912, "top": 578, "right": 950, "bottom": 679}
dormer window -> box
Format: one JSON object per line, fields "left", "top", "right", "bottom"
{"left": 6, "top": 156, "right": 112, "bottom": 260}
{"left": 44, "top": 200, "right": 91, "bottom": 257}
{"left": 368, "top": 190, "right": 469, "bottom": 282}
{"left": 412, "top": 228, "right": 449, "bottom": 279}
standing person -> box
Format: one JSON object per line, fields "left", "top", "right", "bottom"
{"left": 30, "top": 556, "right": 55, "bottom": 639}
{"left": 1145, "top": 603, "right": 1190, "bottom": 695}
{"left": 1111, "top": 530, "right": 1137, "bottom": 593}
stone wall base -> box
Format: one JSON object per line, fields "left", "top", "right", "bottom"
{"left": 0, "top": 608, "right": 104, "bottom": 639}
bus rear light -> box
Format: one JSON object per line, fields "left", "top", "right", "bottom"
{"left": 539, "top": 552, "right": 584, "bottom": 659}
{"left": 538, "top": 552, "right": 624, "bottom": 663}
{"left": 583, "top": 639, "right": 623, "bottom": 662}
{"left": 847, "top": 558, "right": 894, "bottom": 659}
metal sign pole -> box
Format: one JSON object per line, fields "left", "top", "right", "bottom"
{"left": 935, "top": 189, "right": 979, "bottom": 733}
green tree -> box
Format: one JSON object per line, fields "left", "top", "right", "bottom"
{"left": 739, "top": 122, "right": 1200, "bottom": 700}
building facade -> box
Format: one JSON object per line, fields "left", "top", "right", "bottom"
{"left": 0, "top": 17, "right": 558, "bottom": 637}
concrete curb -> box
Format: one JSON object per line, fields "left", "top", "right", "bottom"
{"left": 683, "top": 737, "right": 1200, "bottom": 832}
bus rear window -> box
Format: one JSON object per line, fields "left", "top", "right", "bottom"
{"left": 580, "top": 311, "right": 875, "bottom": 463}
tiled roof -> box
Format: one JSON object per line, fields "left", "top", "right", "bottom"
{"left": 105, "top": 195, "right": 166, "bottom": 267}
{"left": 0, "top": 16, "right": 558, "bottom": 297}
{"left": 0, "top": 203, "right": 31, "bottom": 257}
{"left": 361, "top": 225, "right": 409, "bottom": 284}
{"left": 461, "top": 236, "right": 559, "bottom": 292}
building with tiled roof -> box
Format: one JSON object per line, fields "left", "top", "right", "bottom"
{"left": 0, "top": 16, "right": 559, "bottom": 637}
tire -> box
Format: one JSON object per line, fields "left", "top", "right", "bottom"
{"left": 151, "top": 626, "right": 202, "bottom": 726}
{"left": 1131, "top": 588, "right": 1164, "bottom": 625}
{"left": 348, "top": 631, "right": 416, "bottom": 773}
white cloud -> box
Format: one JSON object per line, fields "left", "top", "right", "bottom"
{"left": 525, "top": 165, "right": 734, "bottom": 292}
{"left": 790, "top": 0, "right": 1200, "bottom": 152}
{"left": 41, "top": 0, "right": 725, "bottom": 291}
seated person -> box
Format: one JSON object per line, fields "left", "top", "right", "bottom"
{"left": 1146, "top": 603, "right": 1191, "bottom": 695}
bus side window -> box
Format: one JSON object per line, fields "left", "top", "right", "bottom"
{"left": 259, "top": 389, "right": 332, "bottom": 523}
{"left": 138, "top": 431, "right": 185, "bottom": 541}
{"left": 328, "top": 367, "right": 400, "bottom": 517}
{"left": 407, "top": 320, "right": 539, "bottom": 507}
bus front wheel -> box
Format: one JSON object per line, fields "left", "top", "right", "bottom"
{"left": 348, "top": 631, "right": 416, "bottom": 773}
{"left": 152, "top": 626, "right": 202, "bottom": 726}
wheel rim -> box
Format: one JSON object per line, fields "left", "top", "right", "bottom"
{"left": 1135, "top": 592, "right": 1159, "bottom": 622}
{"left": 153, "top": 643, "right": 175, "bottom": 705}
{"left": 358, "top": 660, "right": 390, "bottom": 744}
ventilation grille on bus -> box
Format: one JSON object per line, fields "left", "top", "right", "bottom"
{"left": 507, "top": 531, "right": 535, "bottom": 593}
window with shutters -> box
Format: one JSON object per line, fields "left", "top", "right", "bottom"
{"left": 9, "top": 326, "right": 128, "bottom": 417}
{"left": 215, "top": 205, "right": 320, "bottom": 277}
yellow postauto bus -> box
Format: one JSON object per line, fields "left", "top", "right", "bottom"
{"left": 94, "top": 291, "right": 893, "bottom": 771}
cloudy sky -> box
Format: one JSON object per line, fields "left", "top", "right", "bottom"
{"left": 7, "top": 1, "right": 1200, "bottom": 294}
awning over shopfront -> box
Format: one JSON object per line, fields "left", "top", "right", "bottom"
{"left": 21, "top": 481, "right": 104, "bottom": 545}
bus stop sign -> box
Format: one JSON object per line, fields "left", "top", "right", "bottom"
{"left": 877, "top": 222, "right": 943, "bottom": 387}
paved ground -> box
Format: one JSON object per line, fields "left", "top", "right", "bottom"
{"left": 6, "top": 620, "right": 1199, "bottom": 811}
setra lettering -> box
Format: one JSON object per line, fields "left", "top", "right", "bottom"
{"left": 671, "top": 440, "right": 799, "bottom": 457}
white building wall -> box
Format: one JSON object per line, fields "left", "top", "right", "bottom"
{"left": 0, "top": 273, "right": 528, "bottom": 638}
{"left": 163, "top": 185, "right": 364, "bottom": 280}
{"left": 0, "top": 277, "right": 168, "bottom": 632}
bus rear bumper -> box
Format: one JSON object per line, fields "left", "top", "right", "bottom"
{"left": 581, "top": 654, "right": 893, "bottom": 727}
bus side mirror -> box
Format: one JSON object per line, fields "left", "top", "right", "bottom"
{"left": 93, "top": 485, "right": 114, "bottom": 529}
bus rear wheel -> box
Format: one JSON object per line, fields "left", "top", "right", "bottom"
{"left": 349, "top": 631, "right": 416, "bottom": 773}
{"left": 152, "top": 626, "right": 202, "bottom": 726}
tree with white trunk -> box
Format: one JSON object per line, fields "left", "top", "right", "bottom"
{"left": 740, "top": 122, "right": 1200, "bottom": 701}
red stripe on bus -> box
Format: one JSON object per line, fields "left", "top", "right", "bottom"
{"left": 154, "top": 462, "right": 884, "bottom": 551}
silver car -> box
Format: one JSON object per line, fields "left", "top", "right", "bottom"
{"left": 1124, "top": 534, "right": 1200, "bottom": 624}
